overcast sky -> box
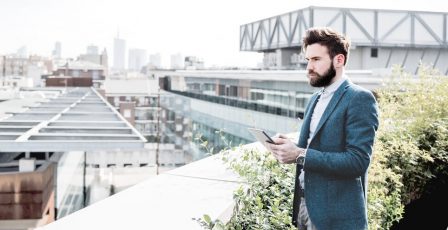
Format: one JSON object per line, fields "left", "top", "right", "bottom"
{"left": 0, "top": 0, "right": 446, "bottom": 67}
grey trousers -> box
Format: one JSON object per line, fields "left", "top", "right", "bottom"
{"left": 297, "top": 197, "right": 318, "bottom": 230}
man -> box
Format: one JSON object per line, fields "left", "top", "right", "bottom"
{"left": 266, "top": 27, "right": 379, "bottom": 230}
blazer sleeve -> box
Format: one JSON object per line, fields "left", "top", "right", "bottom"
{"left": 303, "top": 90, "right": 379, "bottom": 178}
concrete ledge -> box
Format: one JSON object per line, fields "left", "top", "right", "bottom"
{"left": 37, "top": 150, "right": 246, "bottom": 230}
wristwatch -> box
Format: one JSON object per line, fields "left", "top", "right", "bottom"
{"left": 295, "top": 148, "right": 306, "bottom": 165}
{"left": 296, "top": 155, "right": 305, "bottom": 165}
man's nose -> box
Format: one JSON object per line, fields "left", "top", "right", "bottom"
{"left": 306, "top": 61, "right": 313, "bottom": 71}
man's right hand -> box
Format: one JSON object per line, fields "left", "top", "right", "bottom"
{"left": 266, "top": 134, "right": 304, "bottom": 164}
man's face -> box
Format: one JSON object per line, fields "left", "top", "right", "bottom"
{"left": 305, "top": 43, "right": 336, "bottom": 87}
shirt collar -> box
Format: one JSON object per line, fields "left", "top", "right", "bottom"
{"left": 321, "top": 74, "right": 347, "bottom": 95}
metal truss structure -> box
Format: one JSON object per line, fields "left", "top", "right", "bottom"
{"left": 240, "top": 6, "right": 448, "bottom": 51}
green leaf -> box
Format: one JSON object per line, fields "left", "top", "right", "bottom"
{"left": 203, "top": 214, "right": 211, "bottom": 224}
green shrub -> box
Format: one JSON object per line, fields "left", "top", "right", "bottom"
{"left": 222, "top": 148, "right": 296, "bottom": 230}
{"left": 417, "top": 119, "right": 448, "bottom": 193}
{"left": 375, "top": 65, "right": 448, "bottom": 201}
{"left": 366, "top": 66, "right": 448, "bottom": 228}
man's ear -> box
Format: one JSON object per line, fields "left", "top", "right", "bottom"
{"left": 334, "top": 54, "right": 345, "bottom": 67}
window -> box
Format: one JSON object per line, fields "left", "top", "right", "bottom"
{"left": 123, "top": 109, "right": 132, "bottom": 118}
{"left": 229, "top": 85, "right": 238, "bottom": 97}
{"left": 72, "top": 70, "right": 80, "bottom": 77}
{"left": 371, "top": 48, "right": 378, "bottom": 58}
{"left": 92, "top": 70, "right": 99, "bottom": 79}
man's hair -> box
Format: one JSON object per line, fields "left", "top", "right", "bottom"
{"left": 302, "top": 27, "right": 351, "bottom": 65}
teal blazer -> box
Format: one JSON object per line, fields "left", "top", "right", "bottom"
{"left": 292, "top": 79, "right": 379, "bottom": 230}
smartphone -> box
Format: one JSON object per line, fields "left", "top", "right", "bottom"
{"left": 247, "top": 127, "right": 276, "bottom": 144}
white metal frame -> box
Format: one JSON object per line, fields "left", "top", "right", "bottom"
{"left": 0, "top": 87, "right": 146, "bottom": 152}
{"left": 240, "top": 6, "right": 448, "bottom": 51}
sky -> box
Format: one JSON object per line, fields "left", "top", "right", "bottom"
{"left": 0, "top": 0, "right": 446, "bottom": 68}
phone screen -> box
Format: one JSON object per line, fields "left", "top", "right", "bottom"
{"left": 248, "top": 128, "right": 276, "bottom": 144}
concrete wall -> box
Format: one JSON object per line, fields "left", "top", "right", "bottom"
{"left": 0, "top": 162, "right": 55, "bottom": 222}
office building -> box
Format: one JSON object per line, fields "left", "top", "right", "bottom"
{"left": 113, "top": 36, "right": 126, "bottom": 70}
{"left": 50, "top": 60, "right": 106, "bottom": 85}
{"left": 152, "top": 69, "right": 382, "bottom": 157}
{"left": 16, "top": 46, "right": 27, "bottom": 59}
{"left": 184, "top": 56, "right": 204, "bottom": 70}
{"left": 148, "top": 53, "right": 162, "bottom": 69}
{"left": 78, "top": 46, "right": 108, "bottom": 69}
{"left": 86, "top": 45, "right": 99, "bottom": 55}
{"left": 0, "top": 55, "right": 52, "bottom": 88}
{"left": 170, "top": 53, "right": 184, "bottom": 70}
{"left": 52, "top": 42, "right": 61, "bottom": 59}
{"left": 128, "top": 49, "right": 147, "bottom": 72}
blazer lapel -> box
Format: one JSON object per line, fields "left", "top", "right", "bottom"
{"left": 313, "top": 80, "right": 351, "bottom": 137}
{"left": 298, "top": 93, "right": 320, "bottom": 147}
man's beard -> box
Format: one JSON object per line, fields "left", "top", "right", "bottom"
{"left": 308, "top": 62, "right": 336, "bottom": 87}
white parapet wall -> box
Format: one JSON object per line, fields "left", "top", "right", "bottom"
{"left": 35, "top": 143, "right": 274, "bottom": 230}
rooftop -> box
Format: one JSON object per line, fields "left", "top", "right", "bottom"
{"left": 0, "top": 87, "right": 146, "bottom": 152}
{"left": 59, "top": 61, "right": 104, "bottom": 70}
{"left": 104, "top": 79, "right": 159, "bottom": 96}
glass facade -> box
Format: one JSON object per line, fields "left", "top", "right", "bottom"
{"left": 158, "top": 74, "right": 312, "bottom": 159}
{"left": 56, "top": 151, "right": 85, "bottom": 219}
{"left": 167, "top": 76, "right": 314, "bottom": 119}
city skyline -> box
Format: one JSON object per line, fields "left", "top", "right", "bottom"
{"left": 0, "top": 0, "right": 446, "bottom": 68}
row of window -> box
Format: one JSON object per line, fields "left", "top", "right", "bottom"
{"left": 87, "top": 163, "right": 150, "bottom": 168}
{"left": 168, "top": 89, "right": 306, "bottom": 119}
{"left": 109, "top": 96, "right": 159, "bottom": 107}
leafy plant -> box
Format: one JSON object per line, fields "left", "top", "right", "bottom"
{"left": 222, "top": 147, "right": 296, "bottom": 230}
{"left": 193, "top": 214, "right": 226, "bottom": 230}
{"left": 368, "top": 65, "right": 448, "bottom": 228}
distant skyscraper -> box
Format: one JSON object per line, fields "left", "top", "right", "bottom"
{"left": 87, "top": 45, "right": 99, "bottom": 55}
{"left": 184, "top": 56, "right": 204, "bottom": 69}
{"left": 52, "top": 42, "right": 62, "bottom": 59}
{"left": 170, "top": 53, "right": 184, "bottom": 69}
{"left": 101, "top": 49, "right": 108, "bottom": 68}
{"left": 78, "top": 46, "right": 108, "bottom": 71}
{"left": 101, "top": 48, "right": 109, "bottom": 78}
{"left": 113, "top": 34, "right": 126, "bottom": 70}
{"left": 16, "top": 46, "right": 27, "bottom": 58}
{"left": 149, "top": 53, "right": 162, "bottom": 69}
{"left": 128, "top": 48, "right": 147, "bottom": 71}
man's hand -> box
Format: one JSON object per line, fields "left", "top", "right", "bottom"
{"left": 265, "top": 134, "right": 305, "bottom": 164}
